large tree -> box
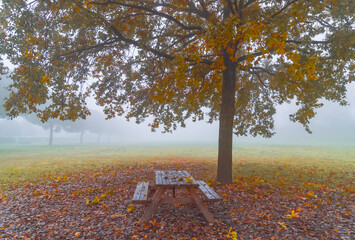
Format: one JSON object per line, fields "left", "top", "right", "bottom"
{"left": 0, "top": 0, "right": 353, "bottom": 184}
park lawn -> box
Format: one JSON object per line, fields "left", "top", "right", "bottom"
{"left": 0, "top": 144, "right": 354, "bottom": 239}
{"left": 0, "top": 144, "right": 354, "bottom": 190}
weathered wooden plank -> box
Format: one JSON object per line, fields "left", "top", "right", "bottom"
{"left": 197, "top": 181, "right": 222, "bottom": 201}
{"left": 162, "top": 171, "right": 170, "bottom": 185}
{"left": 182, "top": 170, "right": 190, "bottom": 177}
{"left": 169, "top": 171, "right": 178, "bottom": 185}
{"left": 176, "top": 170, "right": 184, "bottom": 183}
{"left": 198, "top": 181, "right": 214, "bottom": 198}
{"left": 182, "top": 170, "right": 197, "bottom": 184}
{"left": 132, "top": 182, "right": 143, "bottom": 201}
{"left": 159, "top": 171, "right": 165, "bottom": 185}
{"left": 132, "top": 182, "right": 150, "bottom": 203}
{"left": 198, "top": 182, "right": 215, "bottom": 199}
{"left": 156, "top": 171, "right": 163, "bottom": 185}
{"left": 175, "top": 171, "right": 185, "bottom": 185}
{"left": 167, "top": 171, "right": 173, "bottom": 185}
{"left": 140, "top": 182, "right": 149, "bottom": 200}
{"left": 155, "top": 170, "right": 198, "bottom": 186}
{"left": 198, "top": 181, "right": 221, "bottom": 200}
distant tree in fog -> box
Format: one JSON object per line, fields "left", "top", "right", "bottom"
{"left": 0, "top": 74, "right": 10, "bottom": 119}
{"left": 64, "top": 110, "right": 118, "bottom": 144}
{"left": 24, "top": 114, "right": 69, "bottom": 146}
{"left": 63, "top": 118, "right": 87, "bottom": 144}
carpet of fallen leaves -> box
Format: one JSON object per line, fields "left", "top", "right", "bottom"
{"left": 0, "top": 160, "right": 354, "bottom": 240}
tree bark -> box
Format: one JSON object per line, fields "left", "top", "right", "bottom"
{"left": 49, "top": 124, "right": 53, "bottom": 146}
{"left": 217, "top": 54, "right": 236, "bottom": 185}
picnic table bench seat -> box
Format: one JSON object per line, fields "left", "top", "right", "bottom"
{"left": 197, "top": 180, "right": 222, "bottom": 202}
{"left": 132, "top": 181, "right": 150, "bottom": 204}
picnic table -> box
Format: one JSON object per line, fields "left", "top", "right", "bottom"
{"left": 132, "top": 170, "right": 221, "bottom": 223}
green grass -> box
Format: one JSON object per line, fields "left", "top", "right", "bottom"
{"left": 0, "top": 144, "right": 354, "bottom": 191}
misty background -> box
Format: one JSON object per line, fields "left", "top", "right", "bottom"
{"left": 1, "top": 69, "right": 354, "bottom": 146}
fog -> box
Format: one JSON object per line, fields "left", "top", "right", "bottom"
{"left": 0, "top": 59, "right": 354, "bottom": 146}
{"left": 0, "top": 82, "right": 354, "bottom": 146}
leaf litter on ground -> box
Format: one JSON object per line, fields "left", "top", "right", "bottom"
{"left": 0, "top": 160, "right": 353, "bottom": 239}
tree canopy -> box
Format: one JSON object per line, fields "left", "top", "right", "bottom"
{"left": 0, "top": 0, "right": 353, "bottom": 183}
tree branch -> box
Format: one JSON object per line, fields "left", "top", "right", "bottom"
{"left": 286, "top": 39, "right": 331, "bottom": 44}
{"left": 186, "top": 1, "right": 212, "bottom": 20}
{"left": 251, "top": 71, "right": 267, "bottom": 88}
{"left": 92, "top": 1, "right": 204, "bottom": 31}
{"left": 249, "top": 67, "right": 276, "bottom": 76}
{"left": 108, "top": 24, "right": 175, "bottom": 60}
{"left": 271, "top": 0, "right": 299, "bottom": 19}
{"left": 236, "top": 51, "right": 264, "bottom": 63}
{"left": 315, "top": 18, "right": 336, "bottom": 30}
{"left": 57, "top": 38, "right": 120, "bottom": 58}
{"left": 245, "top": 0, "right": 258, "bottom": 8}
{"left": 65, "top": 2, "right": 214, "bottom": 65}
{"left": 225, "top": 0, "right": 236, "bottom": 15}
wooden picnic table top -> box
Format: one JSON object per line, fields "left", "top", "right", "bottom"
{"left": 155, "top": 170, "right": 199, "bottom": 187}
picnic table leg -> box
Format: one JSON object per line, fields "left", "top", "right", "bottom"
{"left": 188, "top": 188, "right": 215, "bottom": 223}
{"left": 148, "top": 185, "right": 156, "bottom": 198}
{"left": 173, "top": 187, "right": 176, "bottom": 198}
{"left": 139, "top": 187, "right": 166, "bottom": 223}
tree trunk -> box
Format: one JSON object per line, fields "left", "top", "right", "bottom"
{"left": 217, "top": 54, "right": 236, "bottom": 185}
{"left": 49, "top": 124, "right": 53, "bottom": 146}
{"left": 80, "top": 130, "right": 84, "bottom": 144}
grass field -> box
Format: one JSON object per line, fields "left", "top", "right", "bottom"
{"left": 1, "top": 144, "right": 354, "bottom": 239}
{"left": 0, "top": 144, "right": 354, "bottom": 190}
